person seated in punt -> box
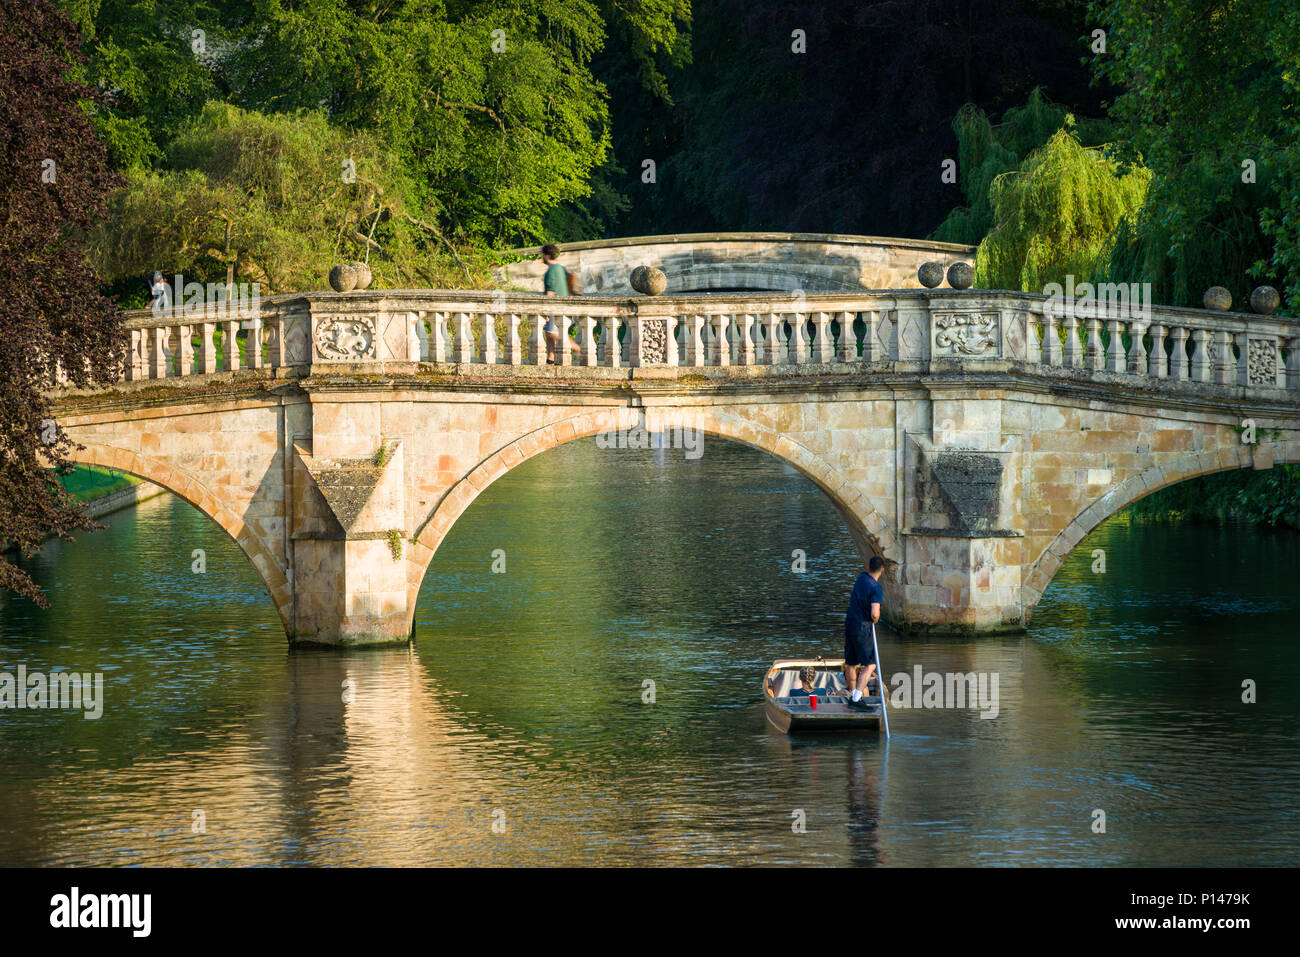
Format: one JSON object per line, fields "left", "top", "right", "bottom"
{"left": 788, "top": 667, "right": 828, "bottom": 698}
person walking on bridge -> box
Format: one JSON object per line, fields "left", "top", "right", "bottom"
{"left": 541, "top": 243, "right": 579, "bottom": 363}
{"left": 843, "top": 555, "right": 885, "bottom": 704}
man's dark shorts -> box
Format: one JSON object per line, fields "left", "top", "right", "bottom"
{"left": 844, "top": 630, "right": 876, "bottom": 668}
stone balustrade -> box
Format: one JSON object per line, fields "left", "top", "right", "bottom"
{"left": 111, "top": 289, "right": 1300, "bottom": 394}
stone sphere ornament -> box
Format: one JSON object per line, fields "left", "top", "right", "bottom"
{"left": 329, "top": 263, "right": 358, "bottom": 293}
{"left": 918, "top": 261, "right": 945, "bottom": 288}
{"left": 630, "top": 265, "right": 667, "bottom": 296}
{"left": 1249, "top": 285, "right": 1280, "bottom": 315}
{"left": 1203, "top": 286, "right": 1232, "bottom": 311}
{"left": 946, "top": 261, "right": 975, "bottom": 290}
{"left": 351, "top": 262, "right": 373, "bottom": 290}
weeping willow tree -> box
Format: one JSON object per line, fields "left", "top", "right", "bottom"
{"left": 973, "top": 121, "right": 1150, "bottom": 292}
{"left": 932, "top": 89, "right": 1116, "bottom": 246}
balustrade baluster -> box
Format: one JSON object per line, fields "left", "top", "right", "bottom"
{"left": 171, "top": 324, "right": 191, "bottom": 375}
{"left": 1105, "top": 319, "right": 1125, "bottom": 373}
{"left": 1148, "top": 323, "right": 1167, "bottom": 378}
{"left": 411, "top": 312, "right": 430, "bottom": 361}
{"left": 580, "top": 316, "right": 598, "bottom": 366}
{"left": 812, "top": 311, "right": 834, "bottom": 363}
{"left": 1025, "top": 313, "right": 1043, "bottom": 364}
{"left": 505, "top": 314, "right": 522, "bottom": 365}
{"left": 244, "top": 316, "right": 264, "bottom": 369}
{"left": 664, "top": 316, "right": 681, "bottom": 367}
{"left": 1084, "top": 316, "right": 1104, "bottom": 370}
{"left": 1042, "top": 312, "right": 1061, "bottom": 365}
{"left": 789, "top": 313, "right": 808, "bottom": 364}
{"left": 265, "top": 315, "right": 283, "bottom": 368}
{"left": 1190, "top": 329, "right": 1211, "bottom": 382}
{"left": 125, "top": 329, "right": 143, "bottom": 381}
{"left": 451, "top": 313, "right": 472, "bottom": 362}
{"left": 1168, "top": 327, "right": 1189, "bottom": 380}
{"left": 557, "top": 315, "right": 573, "bottom": 366}
{"left": 736, "top": 314, "right": 756, "bottom": 365}
{"left": 197, "top": 321, "right": 216, "bottom": 373}
{"left": 426, "top": 312, "right": 446, "bottom": 362}
{"left": 1127, "top": 322, "right": 1148, "bottom": 375}
{"left": 221, "top": 319, "right": 239, "bottom": 372}
{"left": 602, "top": 315, "right": 622, "bottom": 368}
{"left": 708, "top": 315, "right": 729, "bottom": 366}
{"left": 528, "top": 313, "right": 545, "bottom": 365}
{"left": 761, "top": 314, "right": 782, "bottom": 365}
{"left": 479, "top": 313, "right": 499, "bottom": 364}
{"left": 860, "top": 311, "right": 879, "bottom": 361}
{"left": 1062, "top": 314, "right": 1082, "bottom": 368}
{"left": 1213, "top": 330, "right": 1234, "bottom": 384}
{"left": 149, "top": 327, "right": 169, "bottom": 378}
{"left": 836, "top": 312, "right": 856, "bottom": 361}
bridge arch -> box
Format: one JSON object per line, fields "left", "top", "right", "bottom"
{"left": 406, "top": 406, "right": 900, "bottom": 619}
{"left": 1023, "top": 439, "right": 1298, "bottom": 619}
{"left": 61, "top": 444, "right": 293, "bottom": 632}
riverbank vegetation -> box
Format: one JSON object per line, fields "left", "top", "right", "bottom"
{"left": 1122, "top": 467, "right": 1300, "bottom": 530}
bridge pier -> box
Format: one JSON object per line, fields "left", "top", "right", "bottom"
{"left": 289, "top": 437, "right": 412, "bottom": 647}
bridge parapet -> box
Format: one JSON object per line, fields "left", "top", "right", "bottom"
{"left": 107, "top": 289, "right": 1300, "bottom": 398}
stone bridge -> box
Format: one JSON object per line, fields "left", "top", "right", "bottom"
{"left": 48, "top": 281, "right": 1300, "bottom": 647}
{"left": 494, "top": 232, "right": 974, "bottom": 294}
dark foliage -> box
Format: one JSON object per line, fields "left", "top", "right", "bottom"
{"left": 596, "top": 0, "right": 1109, "bottom": 239}
{"left": 1, "top": 0, "right": 125, "bottom": 604}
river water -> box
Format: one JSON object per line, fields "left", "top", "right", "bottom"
{"left": 1, "top": 440, "right": 1297, "bottom": 866}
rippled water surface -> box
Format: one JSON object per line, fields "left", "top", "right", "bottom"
{"left": 1, "top": 440, "right": 1297, "bottom": 866}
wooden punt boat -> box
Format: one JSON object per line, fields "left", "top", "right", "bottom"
{"left": 763, "top": 629, "right": 890, "bottom": 736}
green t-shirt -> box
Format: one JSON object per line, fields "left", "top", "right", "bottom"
{"left": 544, "top": 262, "right": 568, "bottom": 297}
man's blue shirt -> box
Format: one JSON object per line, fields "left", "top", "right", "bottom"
{"left": 844, "top": 572, "right": 883, "bottom": 639}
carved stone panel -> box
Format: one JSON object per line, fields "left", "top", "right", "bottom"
{"left": 314, "top": 315, "right": 377, "bottom": 361}
{"left": 1247, "top": 337, "right": 1278, "bottom": 385}
{"left": 933, "top": 312, "right": 999, "bottom": 357}
{"left": 641, "top": 319, "right": 668, "bottom": 364}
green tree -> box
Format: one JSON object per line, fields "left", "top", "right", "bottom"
{"left": 974, "top": 122, "right": 1150, "bottom": 291}
{"left": 60, "top": 0, "right": 628, "bottom": 248}
{"left": 57, "top": 0, "right": 235, "bottom": 171}
{"left": 223, "top": 0, "right": 612, "bottom": 246}
{"left": 1089, "top": 0, "right": 1299, "bottom": 309}
{"left": 92, "top": 102, "right": 495, "bottom": 296}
